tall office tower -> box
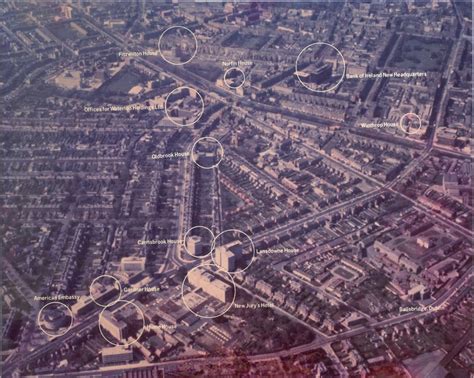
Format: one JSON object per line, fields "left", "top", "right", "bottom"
{"left": 101, "top": 310, "right": 128, "bottom": 342}
{"left": 215, "top": 246, "right": 236, "bottom": 272}
{"left": 187, "top": 235, "right": 203, "bottom": 256}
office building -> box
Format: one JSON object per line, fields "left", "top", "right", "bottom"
{"left": 41, "top": 307, "right": 70, "bottom": 332}
{"left": 216, "top": 241, "right": 241, "bottom": 271}
{"left": 89, "top": 281, "right": 121, "bottom": 307}
{"left": 296, "top": 63, "right": 332, "bottom": 85}
{"left": 215, "top": 247, "right": 236, "bottom": 271}
{"left": 101, "top": 346, "right": 133, "bottom": 364}
{"left": 101, "top": 310, "right": 128, "bottom": 342}
{"left": 187, "top": 235, "right": 203, "bottom": 256}
{"left": 374, "top": 241, "right": 420, "bottom": 273}
{"left": 120, "top": 256, "right": 146, "bottom": 273}
{"left": 71, "top": 297, "right": 95, "bottom": 316}
{"left": 61, "top": 4, "right": 73, "bottom": 19}
{"left": 188, "top": 268, "right": 232, "bottom": 303}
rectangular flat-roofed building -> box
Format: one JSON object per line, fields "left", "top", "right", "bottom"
{"left": 101, "top": 346, "right": 133, "bottom": 364}
{"left": 188, "top": 268, "right": 232, "bottom": 303}
{"left": 121, "top": 256, "right": 146, "bottom": 273}
{"left": 101, "top": 310, "right": 128, "bottom": 342}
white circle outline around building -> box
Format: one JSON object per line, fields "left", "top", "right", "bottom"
{"left": 37, "top": 301, "right": 74, "bottom": 337}
{"left": 164, "top": 86, "right": 205, "bottom": 127}
{"left": 158, "top": 25, "right": 198, "bottom": 66}
{"left": 181, "top": 263, "right": 236, "bottom": 319}
{"left": 98, "top": 300, "right": 146, "bottom": 347}
{"left": 399, "top": 112, "right": 422, "bottom": 135}
{"left": 191, "top": 136, "right": 224, "bottom": 169}
{"left": 223, "top": 67, "right": 246, "bottom": 89}
{"left": 211, "top": 229, "right": 256, "bottom": 274}
{"left": 183, "top": 225, "right": 216, "bottom": 259}
{"left": 89, "top": 275, "right": 122, "bottom": 307}
{"left": 295, "top": 42, "right": 346, "bottom": 93}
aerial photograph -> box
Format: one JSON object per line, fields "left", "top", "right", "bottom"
{"left": 0, "top": 1, "right": 472, "bottom": 377}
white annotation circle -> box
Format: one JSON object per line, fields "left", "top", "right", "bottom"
{"left": 89, "top": 274, "right": 122, "bottom": 307}
{"left": 37, "top": 301, "right": 74, "bottom": 337}
{"left": 399, "top": 112, "right": 422, "bottom": 135}
{"left": 164, "top": 86, "right": 205, "bottom": 127}
{"left": 158, "top": 26, "right": 198, "bottom": 65}
{"left": 295, "top": 42, "right": 346, "bottom": 93}
{"left": 223, "top": 67, "right": 246, "bottom": 89}
{"left": 190, "top": 136, "right": 224, "bottom": 169}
